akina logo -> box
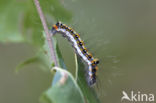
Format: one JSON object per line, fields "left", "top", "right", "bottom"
{"left": 121, "top": 91, "right": 154, "bottom": 102}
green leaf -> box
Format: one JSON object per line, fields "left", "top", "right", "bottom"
{"left": 15, "top": 56, "right": 40, "bottom": 73}
{"left": 15, "top": 31, "right": 51, "bottom": 72}
{"left": 15, "top": 32, "right": 58, "bottom": 72}
{"left": 76, "top": 55, "right": 101, "bottom": 103}
{"left": 40, "top": 67, "right": 85, "bottom": 103}
{"left": 39, "top": 0, "right": 72, "bottom": 23}
{"left": 53, "top": 37, "right": 67, "bottom": 69}
{"left": 41, "top": 32, "right": 67, "bottom": 69}
{"left": 22, "top": 0, "right": 72, "bottom": 46}
{"left": 15, "top": 49, "right": 53, "bottom": 73}
{"left": 0, "top": 0, "right": 72, "bottom": 45}
{"left": 40, "top": 35, "right": 85, "bottom": 103}
{"left": 51, "top": 36, "right": 67, "bottom": 85}
{"left": 0, "top": 0, "right": 26, "bottom": 43}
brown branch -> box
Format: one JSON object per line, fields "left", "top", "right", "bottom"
{"left": 34, "top": 0, "right": 58, "bottom": 66}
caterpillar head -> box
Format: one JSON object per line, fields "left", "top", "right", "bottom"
{"left": 51, "top": 21, "right": 62, "bottom": 34}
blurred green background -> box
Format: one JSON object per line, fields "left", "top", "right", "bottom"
{"left": 0, "top": 0, "right": 156, "bottom": 103}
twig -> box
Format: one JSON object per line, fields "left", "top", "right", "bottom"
{"left": 34, "top": 0, "right": 58, "bottom": 66}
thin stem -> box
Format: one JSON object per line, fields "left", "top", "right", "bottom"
{"left": 34, "top": 0, "right": 58, "bottom": 66}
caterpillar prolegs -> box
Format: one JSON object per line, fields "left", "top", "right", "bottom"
{"left": 51, "top": 22, "right": 99, "bottom": 86}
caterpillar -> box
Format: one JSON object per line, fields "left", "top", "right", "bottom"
{"left": 51, "top": 21, "right": 99, "bottom": 86}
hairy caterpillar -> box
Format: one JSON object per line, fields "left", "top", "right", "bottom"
{"left": 51, "top": 21, "right": 99, "bottom": 86}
